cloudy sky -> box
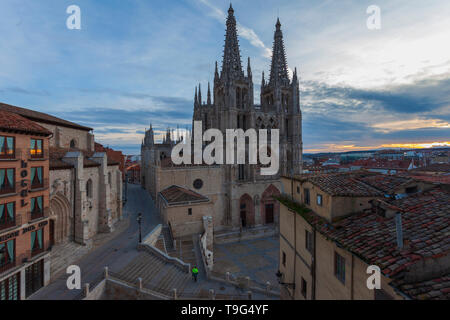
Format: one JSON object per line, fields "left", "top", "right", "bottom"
{"left": 0, "top": 0, "right": 449, "bottom": 154}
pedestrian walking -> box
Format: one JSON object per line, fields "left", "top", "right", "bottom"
{"left": 192, "top": 266, "right": 199, "bottom": 282}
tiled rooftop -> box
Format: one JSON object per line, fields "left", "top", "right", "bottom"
{"left": 280, "top": 185, "right": 450, "bottom": 299}
{"left": 49, "top": 146, "right": 121, "bottom": 170}
{"left": 410, "top": 163, "right": 450, "bottom": 173}
{"left": 0, "top": 102, "right": 93, "bottom": 131}
{"left": 356, "top": 173, "right": 413, "bottom": 194}
{"left": 0, "top": 110, "right": 52, "bottom": 136}
{"left": 159, "top": 185, "right": 209, "bottom": 205}
{"left": 304, "top": 172, "right": 384, "bottom": 197}
{"left": 393, "top": 274, "right": 450, "bottom": 300}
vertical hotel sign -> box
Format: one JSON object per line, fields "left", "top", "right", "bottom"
{"left": 20, "top": 160, "right": 28, "bottom": 207}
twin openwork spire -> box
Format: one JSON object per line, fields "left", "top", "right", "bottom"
{"left": 221, "top": 4, "right": 244, "bottom": 81}
{"left": 269, "top": 18, "right": 290, "bottom": 86}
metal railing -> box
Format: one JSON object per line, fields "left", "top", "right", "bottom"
{"left": 28, "top": 207, "right": 50, "bottom": 222}
{"left": 29, "top": 178, "right": 49, "bottom": 191}
{"left": 0, "top": 214, "right": 22, "bottom": 232}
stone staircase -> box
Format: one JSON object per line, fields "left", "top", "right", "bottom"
{"left": 161, "top": 226, "right": 174, "bottom": 252}
{"left": 114, "top": 251, "right": 194, "bottom": 296}
{"left": 50, "top": 241, "right": 92, "bottom": 279}
{"left": 168, "top": 237, "right": 196, "bottom": 267}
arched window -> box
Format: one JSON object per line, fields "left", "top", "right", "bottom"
{"left": 70, "top": 139, "right": 77, "bottom": 148}
{"left": 108, "top": 172, "right": 112, "bottom": 185}
{"left": 86, "top": 179, "right": 93, "bottom": 198}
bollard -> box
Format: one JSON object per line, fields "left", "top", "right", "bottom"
{"left": 247, "top": 291, "right": 252, "bottom": 300}
{"left": 173, "top": 288, "right": 177, "bottom": 300}
{"left": 137, "top": 277, "right": 143, "bottom": 290}
{"left": 84, "top": 283, "right": 90, "bottom": 298}
{"left": 246, "top": 276, "right": 251, "bottom": 288}
{"left": 104, "top": 266, "right": 109, "bottom": 279}
{"left": 209, "top": 289, "right": 215, "bottom": 300}
{"left": 266, "top": 281, "right": 271, "bottom": 292}
{"left": 226, "top": 272, "right": 230, "bottom": 282}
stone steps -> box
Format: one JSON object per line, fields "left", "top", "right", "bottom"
{"left": 50, "top": 241, "right": 92, "bottom": 279}
{"left": 161, "top": 226, "right": 174, "bottom": 252}
{"left": 116, "top": 250, "right": 190, "bottom": 296}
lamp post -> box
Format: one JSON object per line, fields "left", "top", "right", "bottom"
{"left": 137, "top": 213, "right": 142, "bottom": 243}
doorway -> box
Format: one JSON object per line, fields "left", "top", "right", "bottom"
{"left": 49, "top": 220, "right": 55, "bottom": 247}
{"left": 240, "top": 203, "right": 247, "bottom": 227}
{"left": 265, "top": 203, "right": 274, "bottom": 224}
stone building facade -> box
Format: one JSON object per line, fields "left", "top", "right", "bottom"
{"left": 0, "top": 103, "right": 123, "bottom": 247}
{"left": 277, "top": 172, "right": 448, "bottom": 300}
{"left": 0, "top": 110, "right": 52, "bottom": 300}
{"left": 141, "top": 5, "right": 303, "bottom": 237}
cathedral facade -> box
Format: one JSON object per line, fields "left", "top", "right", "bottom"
{"left": 141, "top": 5, "right": 302, "bottom": 236}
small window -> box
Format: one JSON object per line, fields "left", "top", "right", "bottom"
{"left": 301, "top": 278, "right": 307, "bottom": 298}
{"left": 30, "top": 139, "right": 43, "bottom": 158}
{"left": 282, "top": 251, "right": 286, "bottom": 267}
{"left": 193, "top": 179, "right": 203, "bottom": 190}
{"left": 70, "top": 139, "right": 77, "bottom": 148}
{"left": 0, "top": 168, "right": 15, "bottom": 194}
{"left": 317, "top": 194, "right": 323, "bottom": 206}
{"left": 305, "top": 230, "right": 313, "bottom": 253}
{"left": 0, "top": 136, "right": 15, "bottom": 159}
{"left": 334, "top": 252, "right": 346, "bottom": 284}
{"left": 296, "top": 186, "right": 300, "bottom": 194}
{"left": 31, "top": 229, "right": 44, "bottom": 255}
{"left": 31, "top": 167, "right": 44, "bottom": 189}
{"left": 86, "top": 179, "right": 93, "bottom": 198}
{"left": 0, "top": 202, "right": 16, "bottom": 230}
{"left": 304, "top": 188, "right": 310, "bottom": 205}
{"left": 238, "top": 164, "right": 245, "bottom": 180}
{"left": 108, "top": 172, "right": 112, "bottom": 185}
{"left": 30, "top": 196, "right": 44, "bottom": 219}
{"left": 0, "top": 239, "right": 15, "bottom": 268}
{"left": 188, "top": 208, "right": 192, "bottom": 216}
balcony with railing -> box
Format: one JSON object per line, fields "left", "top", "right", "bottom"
{"left": 0, "top": 148, "right": 20, "bottom": 161}
{"left": 0, "top": 214, "right": 21, "bottom": 232}
{"left": 0, "top": 182, "right": 16, "bottom": 196}
{"left": 30, "top": 178, "right": 49, "bottom": 192}
{"left": 0, "top": 247, "right": 51, "bottom": 275}
{"left": 28, "top": 207, "right": 49, "bottom": 222}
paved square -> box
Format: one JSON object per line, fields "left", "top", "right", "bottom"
{"left": 213, "top": 237, "right": 280, "bottom": 289}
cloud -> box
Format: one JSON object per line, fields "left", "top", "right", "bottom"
{"left": 196, "top": 0, "right": 272, "bottom": 58}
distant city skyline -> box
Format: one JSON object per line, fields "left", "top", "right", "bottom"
{"left": 0, "top": 0, "right": 449, "bottom": 154}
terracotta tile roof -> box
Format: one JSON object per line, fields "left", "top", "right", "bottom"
{"left": 0, "top": 110, "right": 52, "bottom": 136}
{"left": 350, "top": 159, "right": 413, "bottom": 170}
{"left": 403, "top": 174, "right": 450, "bottom": 185}
{"left": 393, "top": 274, "right": 450, "bottom": 300}
{"left": 410, "top": 163, "right": 450, "bottom": 173}
{"left": 0, "top": 102, "right": 93, "bottom": 131}
{"left": 49, "top": 146, "right": 119, "bottom": 170}
{"left": 305, "top": 172, "right": 383, "bottom": 197}
{"left": 356, "top": 173, "right": 413, "bottom": 194}
{"left": 159, "top": 185, "right": 209, "bottom": 205}
{"left": 280, "top": 186, "right": 450, "bottom": 298}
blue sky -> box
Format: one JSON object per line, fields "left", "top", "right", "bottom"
{"left": 0, "top": 0, "right": 449, "bottom": 154}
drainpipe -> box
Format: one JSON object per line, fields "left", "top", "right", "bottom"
{"left": 72, "top": 167, "right": 77, "bottom": 243}
{"left": 312, "top": 228, "right": 316, "bottom": 300}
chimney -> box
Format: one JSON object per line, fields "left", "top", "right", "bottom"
{"left": 395, "top": 212, "right": 403, "bottom": 249}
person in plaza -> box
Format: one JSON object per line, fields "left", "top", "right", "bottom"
{"left": 192, "top": 266, "right": 199, "bottom": 282}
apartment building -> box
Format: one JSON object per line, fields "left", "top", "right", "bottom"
{"left": 277, "top": 172, "right": 449, "bottom": 300}
{"left": 0, "top": 110, "right": 52, "bottom": 300}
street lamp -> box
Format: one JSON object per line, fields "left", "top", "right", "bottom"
{"left": 137, "top": 213, "right": 142, "bottom": 243}
{"left": 276, "top": 270, "right": 295, "bottom": 289}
